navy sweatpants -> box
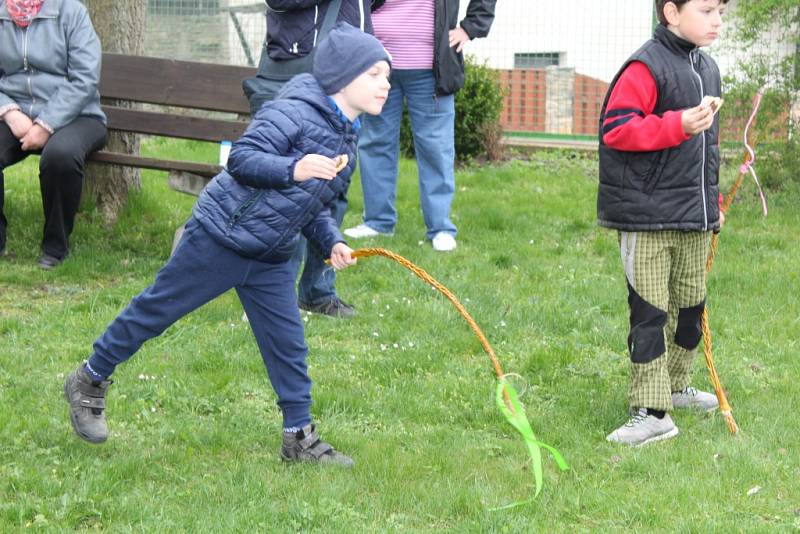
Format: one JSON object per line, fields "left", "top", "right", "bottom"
{"left": 87, "top": 217, "right": 312, "bottom": 428}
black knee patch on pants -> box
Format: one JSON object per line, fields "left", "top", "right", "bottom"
{"left": 627, "top": 282, "right": 667, "bottom": 364}
{"left": 674, "top": 299, "right": 705, "bottom": 350}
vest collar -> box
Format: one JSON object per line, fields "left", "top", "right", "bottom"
{"left": 653, "top": 24, "right": 697, "bottom": 57}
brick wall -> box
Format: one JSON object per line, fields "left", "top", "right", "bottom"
{"left": 499, "top": 68, "right": 608, "bottom": 136}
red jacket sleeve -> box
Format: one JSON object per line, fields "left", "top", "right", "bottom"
{"left": 602, "top": 61, "right": 691, "bottom": 152}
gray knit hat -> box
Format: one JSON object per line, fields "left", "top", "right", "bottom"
{"left": 313, "top": 22, "right": 391, "bottom": 95}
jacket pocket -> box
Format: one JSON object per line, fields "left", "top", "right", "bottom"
{"left": 226, "top": 190, "right": 265, "bottom": 233}
{"left": 644, "top": 148, "right": 671, "bottom": 195}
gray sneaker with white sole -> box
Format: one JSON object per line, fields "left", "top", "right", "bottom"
{"left": 671, "top": 386, "right": 719, "bottom": 412}
{"left": 607, "top": 408, "right": 679, "bottom": 447}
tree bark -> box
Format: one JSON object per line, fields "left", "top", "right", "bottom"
{"left": 83, "top": 1, "right": 147, "bottom": 225}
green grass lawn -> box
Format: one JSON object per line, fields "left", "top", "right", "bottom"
{"left": 1, "top": 143, "right": 798, "bottom": 532}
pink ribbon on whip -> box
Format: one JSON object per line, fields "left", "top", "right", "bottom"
{"left": 739, "top": 89, "right": 768, "bottom": 216}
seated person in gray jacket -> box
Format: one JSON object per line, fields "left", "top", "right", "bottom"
{"left": 63, "top": 23, "right": 391, "bottom": 467}
{"left": 0, "top": 0, "right": 107, "bottom": 269}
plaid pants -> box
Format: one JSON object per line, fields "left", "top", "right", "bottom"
{"left": 619, "top": 230, "right": 711, "bottom": 411}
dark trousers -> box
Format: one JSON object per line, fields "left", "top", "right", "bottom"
{"left": 87, "top": 217, "right": 312, "bottom": 429}
{"left": 289, "top": 187, "right": 348, "bottom": 305}
{"left": 0, "top": 117, "right": 107, "bottom": 258}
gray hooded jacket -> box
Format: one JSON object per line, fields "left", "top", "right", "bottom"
{"left": 0, "top": 0, "right": 105, "bottom": 132}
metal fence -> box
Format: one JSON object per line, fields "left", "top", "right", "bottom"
{"left": 143, "top": 0, "right": 794, "bottom": 141}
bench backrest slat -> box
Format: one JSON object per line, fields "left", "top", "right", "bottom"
{"left": 100, "top": 53, "right": 256, "bottom": 114}
{"left": 102, "top": 106, "right": 249, "bottom": 143}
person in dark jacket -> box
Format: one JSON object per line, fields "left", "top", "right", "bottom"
{"left": 600, "top": 0, "right": 729, "bottom": 447}
{"left": 0, "top": 0, "right": 107, "bottom": 269}
{"left": 344, "top": 0, "right": 495, "bottom": 252}
{"left": 265, "top": 0, "right": 373, "bottom": 62}
{"left": 63, "top": 23, "right": 391, "bottom": 467}
{"left": 244, "top": 0, "right": 377, "bottom": 319}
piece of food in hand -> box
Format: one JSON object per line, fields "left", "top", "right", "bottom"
{"left": 334, "top": 154, "right": 349, "bottom": 173}
{"left": 701, "top": 95, "right": 724, "bottom": 114}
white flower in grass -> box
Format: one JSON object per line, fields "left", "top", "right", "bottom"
{"left": 746, "top": 486, "right": 762, "bottom": 496}
{"left": 393, "top": 343, "right": 399, "bottom": 349}
{"left": 408, "top": 341, "right": 414, "bottom": 347}
{"left": 372, "top": 331, "right": 379, "bottom": 337}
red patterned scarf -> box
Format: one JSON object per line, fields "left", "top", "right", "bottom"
{"left": 6, "top": 0, "right": 45, "bottom": 27}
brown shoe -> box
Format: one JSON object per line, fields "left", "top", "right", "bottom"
{"left": 64, "top": 363, "right": 112, "bottom": 443}
{"left": 280, "top": 424, "right": 354, "bottom": 467}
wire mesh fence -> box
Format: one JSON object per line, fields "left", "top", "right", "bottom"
{"left": 141, "top": 0, "right": 796, "bottom": 142}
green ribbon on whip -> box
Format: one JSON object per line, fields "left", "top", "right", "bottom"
{"left": 491, "top": 378, "right": 569, "bottom": 510}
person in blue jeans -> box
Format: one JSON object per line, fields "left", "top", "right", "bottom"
{"left": 62, "top": 23, "right": 391, "bottom": 467}
{"left": 344, "top": 0, "right": 495, "bottom": 252}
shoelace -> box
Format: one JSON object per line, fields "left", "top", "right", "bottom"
{"left": 625, "top": 410, "right": 649, "bottom": 427}
{"left": 678, "top": 387, "right": 698, "bottom": 397}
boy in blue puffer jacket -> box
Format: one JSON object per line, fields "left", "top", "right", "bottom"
{"left": 62, "top": 23, "right": 391, "bottom": 467}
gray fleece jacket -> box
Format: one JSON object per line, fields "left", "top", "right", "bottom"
{"left": 0, "top": 0, "right": 105, "bottom": 132}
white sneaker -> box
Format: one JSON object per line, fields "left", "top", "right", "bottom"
{"left": 431, "top": 232, "right": 457, "bottom": 252}
{"left": 343, "top": 224, "right": 389, "bottom": 239}
{"left": 606, "top": 408, "right": 679, "bottom": 447}
{"left": 671, "top": 386, "right": 719, "bottom": 412}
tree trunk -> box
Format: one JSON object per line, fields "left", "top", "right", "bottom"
{"left": 83, "top": 1, "right": 147, "bottom": 225}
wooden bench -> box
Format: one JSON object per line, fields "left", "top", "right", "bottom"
{"left": 91, "top": 53, "right": 257, "bottom": 196}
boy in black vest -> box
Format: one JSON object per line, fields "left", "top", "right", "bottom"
{"left": 598, "top": 0, "right": 728, "bottom": 446}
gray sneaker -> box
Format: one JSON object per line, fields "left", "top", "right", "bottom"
{"left": 64, "top": 363, "right": 112, "bottom": 443}
{"left": 672, "top": 386, "right": 719, "bottom": 412}
{"left": 281, "top": 424, "right": 354, "bottom": 468}
{"left": 607, "top": 408, "right": 679, "bottom": 447}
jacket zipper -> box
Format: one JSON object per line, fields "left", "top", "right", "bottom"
{"left": 312, "top": 5, "right": 319, "bottom": 48}
{"left": 23, "top": 27, "right": 36, "bottom": 116}
{"left": 689, "top": 49, "right": 708, "bottom": 231}
{"left": 359, "top": 0, "right": 365, "bottom": 30}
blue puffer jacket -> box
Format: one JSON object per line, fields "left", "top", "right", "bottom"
{"left": 193, "top": 74, "right": 356, "bottom": 263}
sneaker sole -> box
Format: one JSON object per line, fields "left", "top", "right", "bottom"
{"left": 633, "top": 426, "right": 679, "bottom": 447}
{"left": 63, "top": 380, "right": 107, "bottom": 444}
{"left": 343, "top": 229, "right": 393, "bottom": 239}
{"left": 673, "top": 404, "right": 719, "bottom": 413}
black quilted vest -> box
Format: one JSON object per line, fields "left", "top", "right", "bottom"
{"left": 597, "top": 25, "right": 721, "bottom": 232}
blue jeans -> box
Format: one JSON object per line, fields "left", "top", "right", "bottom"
{"left": 358, "top": 69, "right": 457, "bottom": 239}
{"left": 88, "top": 217, "right": 312, "bottom": 429}
{"left": 289, "top": 189, "right": 347, "bottom": 305}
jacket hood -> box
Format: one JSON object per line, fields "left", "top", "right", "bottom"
{"left": 277, "top": 73, "right": 348, "bottom": 131}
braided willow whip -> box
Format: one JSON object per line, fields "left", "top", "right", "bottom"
{"left": 702, "top": 159, "right": 749, "bottom": 436}
{"left": 347, "top": 247, "right": 568, "bottom": 505}
{"left": 702, "top": 90, "right": 765, "bottom": 436}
